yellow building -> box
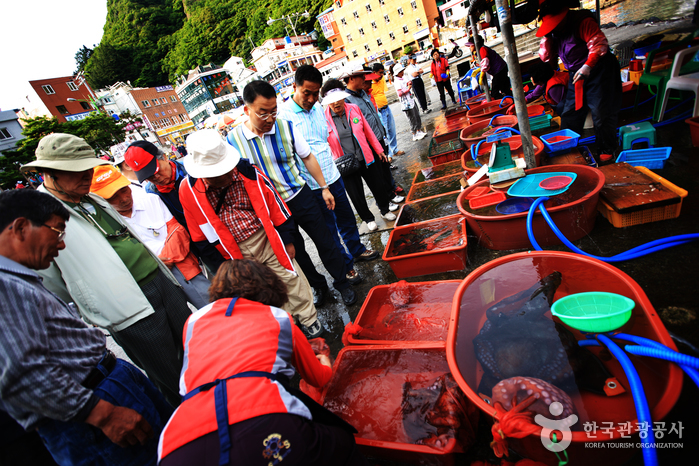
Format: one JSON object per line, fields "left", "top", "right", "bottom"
{"left": 332, "top": 0, "right": 439, "bottom": 62}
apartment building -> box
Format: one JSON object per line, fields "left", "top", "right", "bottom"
{"left": 131, "top": 86, "right": 195, "bottom": 143}
{"left": 251, "top": 35, "right": 324, "bottom": 91}
{"left": 28, "top": 76, "right": 98, "bottom": 123}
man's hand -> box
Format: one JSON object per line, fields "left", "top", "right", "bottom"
{"left": 573, "top": 64, "right": 591, "bottom": 83}
{"left": 317, "top": 354, "right": 332, "bottom": 368}
{"left": 285, "top": 243, "right": 296, "bottom": 260}
{"left": 322, "top": 189, "right": 335, "bottom": 211}
{"left": 85, "top": 399, "right": 153, "bottom": 447}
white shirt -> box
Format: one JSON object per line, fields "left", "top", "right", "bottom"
{"left": 120, "top": 187, "right": 172, "bottom": 256}
{"left": 405, "top": 64, "right": 422, "bottom": 80}
{"left": 394, "top": 75, "right": 416, "bottom": 107}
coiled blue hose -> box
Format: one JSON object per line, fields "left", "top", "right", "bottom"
{"left": 597, "top": 334, "right": 657, "bottom": 466}
{"left": 625, "top": 345, "right": 699, "bottom": 369}
{"left": 493, "top": 126, "right": 521, "bottom": 135}
{"left": 499, "top": 96, "right": 514, "bottom": 108}
{"left": 525, "top": 197, "right": 699, "bottom": 261}
{"left": 471, "top": 140, "right": 485, "bottom": 167}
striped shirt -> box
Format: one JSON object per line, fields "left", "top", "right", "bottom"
{"left": 0, "top": 255, "right": 105, "bottom": 430}
{"left": 278, "top": 98, "right": 341, "bottom": 190}
{"left": 226, "top": 120, "right": 311, "bottom": 201}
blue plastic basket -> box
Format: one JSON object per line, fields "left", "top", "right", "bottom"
{"left": 540, "top": 129, "right": 580, "bottom": 153}
{"left": 633, "top": 41, "right": 661, "bottom": 58}
{"left": 616, "top": 147, "right": 671, "bottom": 169}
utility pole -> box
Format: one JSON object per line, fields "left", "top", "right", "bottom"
{"left": 492, "top": 0, "right": 536, "bottom": 168}
{"left": 467, "top": 10, "right": 491, "bottom": 102}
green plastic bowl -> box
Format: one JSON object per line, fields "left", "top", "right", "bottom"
{"left": 551, "top": 292, "right": 635, "bottom": 333}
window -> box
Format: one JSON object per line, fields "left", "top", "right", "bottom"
{"left": 364, "top": 44, "right": 370, "bottom": 52}
{"left": 141, "top": 132, "right": 149, "bottom": 138}
{"left": 167, "top": 110, "right": 172, "bottom": 114}
{"left": 347, "top": 34, "right": 353, "bottom": 42}
{"left": 336, "top": 0, "right": 341, "bottom": 8}
{"left": 353, "top": 10, "right": 359, "bottom": 19}
{"left": 352, "top": 50, "right": 358, "bottom": 58}
{"left": 377, "top": 38, "right": 382, "bottom": 46}
{"left": 384, "top": 14, "right": 390, "bottom": 23}
{"left": 80, "top": 101, "right": 91, "bottom": 110}
{"left": 42, "top": 85, "right": 55, "bottom": 95}
{"left": 170, "top": 95, "right": 177, "bottom": 102}
{"left": 142, "top": 100, "right": 151, "bottom": 108}
{"left": 0, "top": 128, "right": 12, "bottom": 140}
{"left": 379, "top": 0, "right": 384, "bottom": 4}
{"left": 398, "top": 7, "right": 404, "bottom": 16}
{"left": 151, "top": 99, "right": 160, "bottom": 106}
{"left": 416, "top": 18, "right": 422, "bottom": 27}
{"left": 172, "top": 115, "right": 179, "bottom": 124}
{"left": 445, "top": 8, "right": 453, "bottom": 18}
{"left": 173, "top": 108, "right": 178, "bottom": 113}
{"left": 366, "top": 4, "right": 371, "bottom": 12}
{"left": 161, "top": 97, "right": 168, "bottom": 104}
{"left": 341, "top": 17, "right": 347, "bottom": 25}
{"left": 154, "top": 112, "right": 160, "bottom": 117}
{"left": 411, "top": 1, "right": 417, "bottom": 9}
{"left": 371, "top": 21, "right": 377, "bottom": 29}
{"left": 56, "top": 105, "right": 69, "bottom": 115}
{"left": 359, "top": 27, "right": 364, "bottom": 36}
{"left": 67, "top": 81, "right": 78, "bottom": 91}
{"left": 180, "top": 114, "right": 188, "bottom": 121}
{"left": 102, "top": 96, "right": 113, "bottom": 104}
{"left": 403, "top": 25, "right": 409, "bottom": 34}
{"left": 389, "top": 31, "right": 395, "bottom": 40}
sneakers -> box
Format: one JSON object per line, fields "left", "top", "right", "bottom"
{"left": 303, "top": 319, "right": 325, "bottom": 339}
{"left": 423, "top": 108, "right": 430, "bottom": 114}
{"left": 356, "top": 249, "right": 379, "bottom": 261}
{"left": 346, "top": 269, "right": 363, "bottom": 285}
{"left": 366, "top": 220, "right": 378, "bottom": 231}
{"left": 390, "top": 164, "right": 397, "bottom": 170}
{"left": 413, "top": 131, "right": 427, "bottom": 141}
{"left": 312, "top": 285, "right": 329, "bottom": 306}
{"left": 340, "top": 287, "right": 358, "bottom": 306}
{"left": 388, "top": 202, "right": 399, "bottom": 212}
{"left": 382, "top": 212, "right": 397, "bottom": 221}
{"left": 441, "top": 104, "right": 447, "bottom": 110}
{"left": 391, "top": 195, "right": 405, "bottom": 203}
{"left": 395, "top": 150, "right": 405, "bottom": 156}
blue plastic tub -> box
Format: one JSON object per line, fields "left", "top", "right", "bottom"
{"left": 541, "top": 129, "right": 580, "bottom": 153}
{"left": 616, "top": 147, "right": 671, "bottom": 169}
{"left": 633, "top": 41, "right": 661, "bottom": 57}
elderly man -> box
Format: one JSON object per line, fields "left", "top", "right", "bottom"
{"left": 20, "top": 133, "right": 192, "bottom": 407}
{"left": 278, "top": 65, "right": 379, "bottom": 285}
{"left": 179, "top": 129, "right": 323, "bottom": 337}
{"left": 0, "top": 189, "right": 173, "bottom": 465}
{"left": 227, "top": 80, "right": 358, "bottom": 309}
{"left": 90, "top": 165, "right": 210, "bottom": 309}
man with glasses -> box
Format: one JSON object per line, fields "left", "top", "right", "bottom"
{"left": 0, "top": 188, "right": 173, "bottom": 465}
{"left": 21, "top": 133, "right": 193, "bottom": 407}
{"left": 371, "top": 63, "right": 404, "bottom": 160}
{"left": 226, "top": 80, "right": 358, "bottom": 317}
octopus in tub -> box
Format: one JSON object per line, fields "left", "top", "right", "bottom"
{"left": 485, "top": 377, "right": 576, "bottom": 420}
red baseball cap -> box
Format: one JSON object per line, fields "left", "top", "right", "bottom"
{"left": 124, "top": 141, "right": 160, "bottom": 183}
{"left": 536, "top": 8, "right": 569, "bottom": 37}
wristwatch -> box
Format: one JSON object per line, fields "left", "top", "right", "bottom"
{"left": 320, "top": 185, "right": 329, "bottom": 190}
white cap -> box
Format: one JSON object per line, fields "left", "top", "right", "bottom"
{"left": 340, "top": 62, "right": 372, "bottom": 79}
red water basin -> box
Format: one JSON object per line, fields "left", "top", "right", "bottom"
{"left": 433, "top": 114, "right": 470, "bottom": 144}
{"left": 460, "top": 135, "right": 545, "bottom": 173}
{"left": 506, "top": 103, "right": 546, "bottom": 117}
{"left": 412, "top": 160, "right": 464, "bottom": 185}
{"left": 466, "top": 100, "right": 513, "bottom": 125}
{"left": 459, "top": 115, "right": 519, "bottom": 146}
{"left": 347, "top": 280, "right": 461, "bottom": 345}
{"left": 446, "top": 251, "right": 682, "bottom": 465}
{"left": 383, "top": 215, "right": 467, "bottom": 279}
{"left": 456, "top": 164, "right": 604, "bottom": 250}
{"left": 406, "top": 173, "right": 463, "bottom": 202}
{"left": 444, "top": 105, "right": 469, "bottom": 122}
{"left": 464, "top": 94, "right": 487, "bottom": 106}
{"left": 323, "top": 345, "right": 479, "bottom": 465}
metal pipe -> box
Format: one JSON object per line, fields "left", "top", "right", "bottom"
{"left": 468, "top": 12, "right": 492, "bottom": 102}
{"left": 492, "top": 0, "right": 536, "bottom": 167}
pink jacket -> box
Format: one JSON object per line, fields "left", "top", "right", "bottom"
{"left": 325, "top": 103, "right": 384, "bottom": 166}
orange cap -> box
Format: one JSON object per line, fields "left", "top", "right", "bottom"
{"left": 91, "top": 164, "right": 131, "bottom": 200}
{"left": 536, "top": 8, "right": 569, "bottom": 37}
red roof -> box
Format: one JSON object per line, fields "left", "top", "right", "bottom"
{"left": 316, "top": 51, "right": 347, "bottom": 69}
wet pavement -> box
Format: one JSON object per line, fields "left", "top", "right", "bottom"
{"left": 299, "top": 21, "right": 699, "bottom": 465}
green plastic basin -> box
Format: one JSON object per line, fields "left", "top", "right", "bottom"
{"left": 551, "top": 291, "right": 635, "bottom": 333}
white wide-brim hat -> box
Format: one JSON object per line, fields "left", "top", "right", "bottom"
{"left": 393, "top": 63, "right": 405, "bottom": 75}
{"left": 322, "top": 88, "right": 351, "bottom": 106}
{"left": 183, "top": 129, "right": 241, "bottom": 179}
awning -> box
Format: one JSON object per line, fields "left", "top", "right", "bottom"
{"left": 413, "top": 28, "right": 430, "bottom": 40}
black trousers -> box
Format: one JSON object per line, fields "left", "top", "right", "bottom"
{"left": 412, "top": 77, "right": 428, "bottom": 111}
{"left": 343, "top": 159, "right": 392, "bottom": 220}
{"left": 285, "top": 184, "right": 350, "bottom": 291}
{"left": 560, "top": 53, "right": 622, "bottom": 156}
{"left": 490, "top": 68, "right": 511, "bottom": 99}
{"left": 436, "top": 80, "right": 456, "bottom": 105}
{"left": 160, "top": 413, "right": 369, "bottom": 466}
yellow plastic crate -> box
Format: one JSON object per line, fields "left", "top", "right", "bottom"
{"left": 597, "top": 166, "right": 687, "bottom": 228}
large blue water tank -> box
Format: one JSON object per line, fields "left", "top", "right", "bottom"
{"left": 284, "top": 36, "right": 292, "bottom": 44}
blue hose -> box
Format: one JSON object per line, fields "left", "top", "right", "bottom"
{"left": 499, "top": 96, "right": 514, "bottom": 108}
{"left": 525, "top": 197, "right": 699, "bottom": 261}
{"left": 471, "top": 140, "right": 485, "bottom": 167}
{"left": 625, "top": 345, "right": 699, "bottom": 369}
{"left": 493, "top": 126, "right": 521, "bottom": 135}
{"left": 488, "top": 114, "right": 501, "bottom": 126}
{"left": 597, "top": 334, "right": 658, "bottom": 466}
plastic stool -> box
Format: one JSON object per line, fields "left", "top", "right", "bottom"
{"left": 619, "top": 121, "right": 656, "bottom": 150}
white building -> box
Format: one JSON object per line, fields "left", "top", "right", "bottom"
{"left": 0, "top": 110, "right": 25, "bottom": 156}
{"left": 251, "top": 36, "right": 324, "bottom": 92}
{"left": 439, "top": 0, "right": 470, "bottom": 27}
{"left": 223, "top": 56, "right": 260, "bottom": 93}
{"left": 94, "top": 83, "right": 160, "bottom": 147}
{"left": 175, "top": 65, "right": 240, "bottom": 127}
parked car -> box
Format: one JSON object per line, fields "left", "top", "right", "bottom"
{"left": 415, "top": 51, "right": 430, "bottom": 63}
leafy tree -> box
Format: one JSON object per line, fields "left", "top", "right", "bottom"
{"left": 74, "top": 45, "right": 94, "bottom": 75}
{"left": 404, "top": 45, "right": 414, "bottom": 55}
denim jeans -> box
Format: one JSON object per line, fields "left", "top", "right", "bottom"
{"left": 378, "top": 107, "right": 398, "bottom": 156}
{"left": 38, "top": 360, "right": 174, "bottom": 466}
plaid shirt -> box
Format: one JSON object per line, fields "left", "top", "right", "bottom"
{"left": 205, "top": 169, "right": 262, "bottom": 243}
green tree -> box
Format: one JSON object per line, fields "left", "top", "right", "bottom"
{"left": 74, "top": 45, "right": 94, "bottom": 75}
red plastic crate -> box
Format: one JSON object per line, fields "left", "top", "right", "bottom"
{"left": 383, "top": 215, "right": 467, "bottom": 279}
{"left": 468, "top": 191, "right": 506, "bottom": 210}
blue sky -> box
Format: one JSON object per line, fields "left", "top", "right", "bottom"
{"left": 0, "top": 1, "right": 107, "bottom": 111}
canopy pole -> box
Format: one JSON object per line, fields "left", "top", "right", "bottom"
{"left": 492, "top": 0, "right": 536, "bottom": 167}
{"left": 468, "top": 11, "right": 492, "bottom": 102}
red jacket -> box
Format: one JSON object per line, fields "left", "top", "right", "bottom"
{"left": 158, "top": 297, "right": 332, "bottom": 460}
{"left": 178, "top": 159, "right": 296, "bottom": 273}
{"left": 325, "top": 103, "right": 384, "bottom": 166}
{"left": 431, "top": 56, "right": 451, "bottom": 83}
{"left": 545, "top": 71, "right": 570, "bottom": 106}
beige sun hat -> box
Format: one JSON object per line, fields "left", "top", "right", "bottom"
{"left": 21, "top": 133, "right": 106, "bottom": 173}
{"left": 182, "top": 129, "right": 241, "bottom": 179}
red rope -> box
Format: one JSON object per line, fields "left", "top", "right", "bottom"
{"left": 341, "top": 323, "right": 363, "bottom": 346}
{"left": 490, "top": 395, "right": 542, "bottom": 458}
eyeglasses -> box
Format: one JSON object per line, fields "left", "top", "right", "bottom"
{"left": 254, "top": 110, "right": 278, "bottom": 121}
{"left": 42, "top": 224, "right": 66, "bottom": 241}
